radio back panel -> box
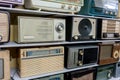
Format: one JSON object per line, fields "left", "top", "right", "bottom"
{"left": 99, "top": 43, "right": 119, "bottom": 65}
{"left": 17, "top": 46, "right": 64, "bottom": 78}
{"left": 0, "top": 11, "right": 9, "bottom": 43}
{"left": 14, "top": 16, "right": 65, "bottom": 43}
{"left": 0, "top": 50, "right": 10, "bottom": 80}
{"left": 24, "top": 0, "right": 84, "bottom": 13}
{"left": 96, "top": 64, "right": 114, "bottom": 80}
{"left": 65, "top": 46, "right": 98, "bottom": 69}
{"left": 79, "top": 0, "right": 118, "bottom": 17}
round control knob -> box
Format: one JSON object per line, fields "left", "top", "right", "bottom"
{"left": 68, "top": 5, "right": 72, "bottom": 10}
{"left": 79, "top": 50, "right": 84, "bottom": 55}
{"left": 78, "top": 61, "right": 83, "bottom": 66}
{"left": 74, "top": 35, "right": 78, "bottom": 40}
{"left": 74, "top": 6, "right": 78, "bottom": 11}
{"left": 110, "top": 11, "right": 113, "bottom": 15}
{"left": 58, "top": 35, "right": 62, "bottom": 39}
{"left": 105, "top": 11, "right": 109, "bottom": 14}
{"left": 56, "top": 23, "right": 64, "bottom": 33}
{"left": 61, "top": 4, "right": 65, "bottom": 9}
{"left": 0, "top": 35, "right": 2, "bottom": 41}
{"left": 113, "top": 50, "right": 119, "bottom": 59}
{"left": 107, "top": 70, "right": 112, "bottom": 79}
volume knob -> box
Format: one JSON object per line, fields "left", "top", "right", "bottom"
{"left": 56, "top": 23, "right": 64, "bottom": 32}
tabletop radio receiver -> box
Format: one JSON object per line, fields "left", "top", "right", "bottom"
{"left": 65, "top": 46, "right": 98, "bottom": 69}
{"left": 0, "top": 50, "right": 10, "bottom": 80}
{"left": 24, "top": 0, "right": 84, "bottom": 13}
{"left": 0, "top": 11, "right": 9, "bottom": 43}
{"left": 66, "top": 17, "right": 97, "bottom": 41}
{"left": 14, "top": 16, "right": 65, "bottom": 43}
{"left": 17, "top": 46, "right": 64, "bottom": 77}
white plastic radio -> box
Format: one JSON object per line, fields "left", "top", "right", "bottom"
{"left": 14, "top": 16, "right": 65, "bottom": 43}
{"left": 24, "top": 0, "right": 84, "bottom": 13}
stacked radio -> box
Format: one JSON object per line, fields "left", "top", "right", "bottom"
{"left": 65, "top": 45, "right": 98, "bottom": 69}
{"left": 0, "top": 11, "right": 9, "bottom": 43}
{"left": 66, "top": 17, "right": 97, "bottom": 41}
{"left": 0, "top": 50, "right": 10, "bottom": 80}
{"left": 0, "top": 0, "right": 24, "bottom": 7}
{"left": 12, "top": 16, "right": 66, "bottom": 43}
{"left": 17, "top": 46, "right": 64, "bottom": 78}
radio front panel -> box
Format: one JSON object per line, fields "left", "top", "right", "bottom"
{"left": 0, "top": 11, "right": 9, "bottom": 43}
{"left": 0, "top": 59, "right": 3, "bottom": 79}
{"left": 99, "top": 44, "right": 119, "bottom": 65}
{"left": 15, "top": 16, "right": 65, "bottom": 43}
{"left": 0, "top": 50, "right": 10, "bottom": 80}
{"left": 18, "top": 46, "right": 64, "bottom": 78}
{"left": 0, "top": 0, "right": 24, "bottom": 5}
{"left": 65, "top": 46, "right": 98, "bottom": 69}
{"left": 102, "top": 19, "right": 120, "bottom": 39}
{"left": 30, "top": 74, "right": 64, "bottom": 80}
{"left": 96, "top": 64, "right": 114, "bottom": 80}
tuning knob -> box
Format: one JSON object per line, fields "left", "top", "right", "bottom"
{"left": 0, "top": 35, "right": 2, "bottom": 41}
{"left": 74, "top": 6, "right": 78, "bottom": 11}
{"left": 74, "top": 35, "right": 78, "bottom": 40}
{"left": 68, "top": 5, "right": 72, "bottom": 10}
{"left": 61, "top": 4, "right": 65, "bottom": 9}
{"left": 79, "top": 50, "right": 84, "bottom": 55}
{"left": 78, "top": 61, "right": 83, "bottom": 66}
{"left": 56, "top": 23, "right": 64, "bottom": 32}
{"left": 113, "top": 50, "right": 119, "bottom": 59}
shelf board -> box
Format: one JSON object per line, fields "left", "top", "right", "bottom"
{"left": 0, "top": 40, "right": 120, "bottom": 48}
{"left": 11, "top": 64, "right": 98, "bottom": 80}
{"left": 0, "top": 7, "right": 120, "bottom": 20}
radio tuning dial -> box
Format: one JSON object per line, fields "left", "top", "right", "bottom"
{"left": 0, "top": 35, "right": 2, "bottom": 41}
{"left": 56, "top": 23, "right": 64, "bottom": 32}
{"left": 78, "top": 61, "right": 83, "bottom": 66}
{"left": 113, "top": 50, "right": 119, "bottom": 59}
{"left": 61, "top": 4, "right": 65, "bottom": 9}
{"left": 79, "top": 50, "right": 84, "bottom": 55}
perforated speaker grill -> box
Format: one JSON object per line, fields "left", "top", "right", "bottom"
{"left": 78, "top": 19, "right": 92, "bottom": 36}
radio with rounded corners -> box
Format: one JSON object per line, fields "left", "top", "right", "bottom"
{"left": 0, "top": 50, "right": 10, "bottom": 80}
{"left": 0, "top": 0, "right": 24, "bottom": 7}
{"left": 14, "top": 16, "right": 65, "bottom": 43}
{"left": 98, "top": 43, "right": 119, "bottom": 65}
{"left": 65, "top": 45, "right": 98, "bottom": 69}
{"left": 30, "top": 74, "right": 64, "bottom": 80}
{"left": 24, "top": 0, "right": 84, "bottom": 13}
{"left": 97, "top": 19, "right": 120, "bottom": 39}
{"left": 0, "top": 11, "right": 9, "bottom": 43}
{"left": 17, "top": 46, "right": 64, "bottom": 78}
{"left": 96, "top": 64, "right": 114, "bottom": 80}
{"left": 65, "top": 68, "right": 96, "bottom": 80}
{"left": 66, "top": 17, "right": 97, "bottom": 41}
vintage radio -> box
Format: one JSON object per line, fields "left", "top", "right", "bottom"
{"left": 97, "top": 19, "right": 120, "bottom": 39}
{"left": 14, "top": 16, "right": 65, "bottom": 43}
{"left": 17, "top": 46, "right": 64, "bottom": 78}
{"left": 31, "top": 74, "right": 64, "bottom": 80}
{"left": 66, "top": 17, "right": 97, "bottom": 41}
{"left": 96, "top": 64, "right": 114, "bottom": 80}
{"left": 114, "top": 62, "right": 120, "bottom": 78}
{"left": 98, "top": 43, "right": 119, "bottom": 65}
{"left": 0, "top": 11, "right": 9, "bottom": 43}
{"left": 65, "top": 46, "right": 98, "bottom": 69}
{"left": 24, "top": 0, "right": 84, "bottom": 13}
{"left": 79, "top": 0, "right": 118, "bottom": 17}
{"left": 0, "top": 50, "right": 10, "bottom": 80}
{"left": 0, "top": 0, "right": 24, "bottom": 7}
{"left": 65, "top": 68, "right": 96, "bottom": 80}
